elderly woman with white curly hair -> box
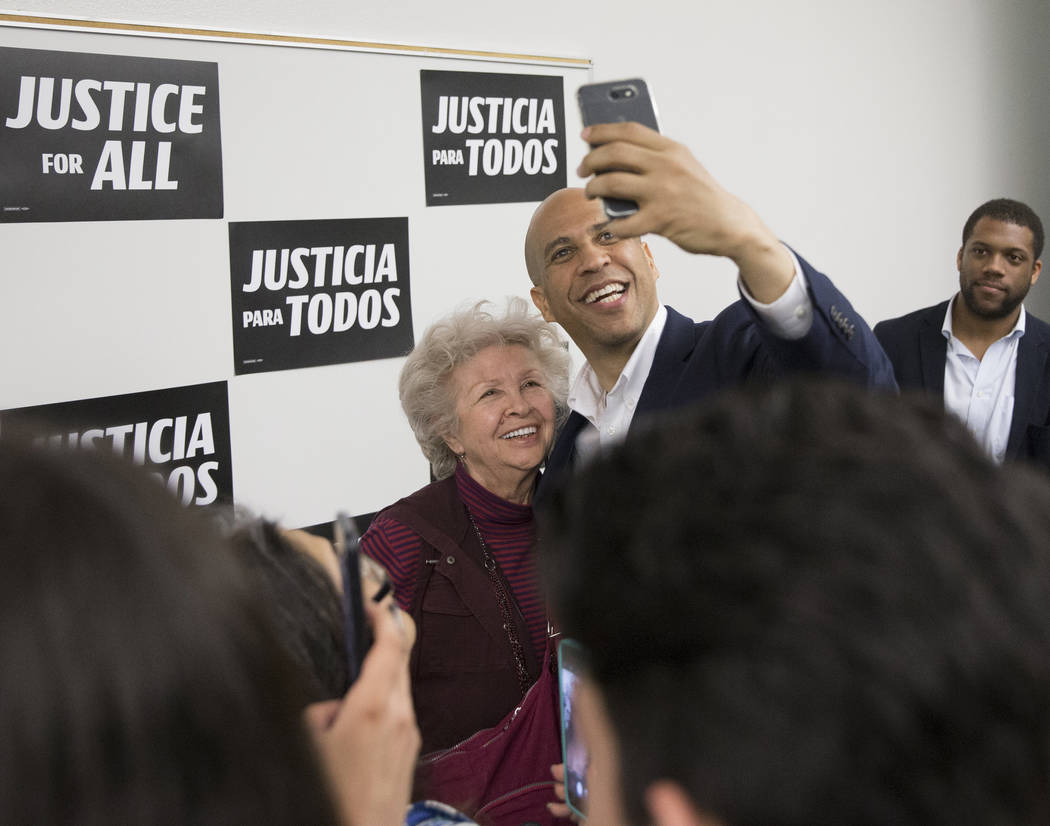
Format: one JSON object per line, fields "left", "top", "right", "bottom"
{"left": 360, "top": 298, "right": 569, "bottom": 756}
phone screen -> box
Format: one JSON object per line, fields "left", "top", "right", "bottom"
{"left": 558, "top": 637, "right": 589, "bottom": 819}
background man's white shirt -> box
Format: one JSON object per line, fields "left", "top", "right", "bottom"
{"left": 941, "top": 296, "right": 1024, "bottom": 464}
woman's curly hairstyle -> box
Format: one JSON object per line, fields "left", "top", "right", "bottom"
{"left": 399, "top": 297, "right": 571, "bottom": 480}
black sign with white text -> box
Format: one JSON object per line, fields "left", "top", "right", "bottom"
{"left": 0, "top": 47, "right": 223, "bottom": 222}
{"left": 420, "top": 70, "right": 566, "bottom": 206}
{"left": 228, "top": 217, "right": 414, "bottom": 375}
{"left": 0, "top": 381, "right": 233, "bottom": 507}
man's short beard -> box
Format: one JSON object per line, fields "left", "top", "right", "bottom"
{"left": 961, "top": 283, "right": 1028, "bottom": 320}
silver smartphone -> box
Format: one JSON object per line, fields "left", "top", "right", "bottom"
{"left": 576, "top": 78, "right": 661, "bottom": 218}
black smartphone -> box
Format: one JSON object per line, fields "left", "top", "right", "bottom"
{"left": 558, "top": 637, "right": 589, "bottom": 819}
{"left": 335, "top": 511, "right": 372, "bottom": 685}
{"left": 576, "top": 78, "right": 661, "bottom": 219}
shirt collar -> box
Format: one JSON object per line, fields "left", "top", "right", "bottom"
{"left": 453, "top": 461, "right": 533, "bottom": 519}
{"left": 941, "top": 294, "right": 1026, "bottom": 342}
{"left": 568, "top": 305, "right": 669, "bottom": 422}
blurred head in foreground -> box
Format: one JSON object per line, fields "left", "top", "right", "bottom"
{"left": 226, "top": 515, "right": 349, "bottom": 703}
{"left": 541, "top": 381, "right": 1050, "bottom": 826}
{"left": 0, "top": 439, "right": 335, "bottom": 825}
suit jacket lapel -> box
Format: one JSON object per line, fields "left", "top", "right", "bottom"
{"left": 547, "top": 307, "right": 698, "bottom": 475}
{"left": 635, "top": 307, "right": 697, "bottom": 422}
{"left": 919, "top": 306, "right": 947, "bottom": 396}
{"left": 545, "top": 411, "right": 586, "bottom": 474}
{"left": 1007, "top": 325, "right": 1049, "bottom": 458}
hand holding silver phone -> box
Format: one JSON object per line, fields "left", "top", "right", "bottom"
{"left": 576, "top": 78, "right": 661, "bottom": 218}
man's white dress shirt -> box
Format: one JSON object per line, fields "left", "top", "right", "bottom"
{"left": 570, "top": 249, "right": 813, "bottom": 462}
{"left": 941, "top": 295, "right": 1025, "bottom": 464}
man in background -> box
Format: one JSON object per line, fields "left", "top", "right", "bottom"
{"left": 876, "top": 198, "right": 1050, "bottom": 470}
{"left": 540, "top": 380, "right": 1050, "bottom": 826}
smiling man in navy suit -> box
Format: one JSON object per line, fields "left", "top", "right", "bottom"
{"left": 524, "top": 122, "right": 896, "bottom": 484}
{"left": 875, "top": 199, "right": 1049, "bottom": 470}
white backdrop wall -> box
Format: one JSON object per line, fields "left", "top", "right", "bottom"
{"left": 3, "top": 0, "right": 1049, "bottom": 525}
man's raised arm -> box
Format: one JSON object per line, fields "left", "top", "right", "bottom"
{"left": 578, "top": 121, "right": 794, "bottom": 303}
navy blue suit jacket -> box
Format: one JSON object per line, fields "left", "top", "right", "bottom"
{"left": 542, "top": 252, "right": 897, "bottom": 487}
{"left": 874, "top": 300, "right": 1050, "bottom": 468}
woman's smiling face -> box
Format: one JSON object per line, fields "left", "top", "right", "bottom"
{"left": 444, "top": 344, "right": 557, "bottom": 503}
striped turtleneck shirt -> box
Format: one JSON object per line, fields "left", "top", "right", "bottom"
{"left": 360, "top": 463, "right": 546, "bottom": 660}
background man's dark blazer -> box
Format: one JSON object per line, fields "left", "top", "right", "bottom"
{"left": 542, "top": 253, "right": 897, "bottom": 487}
{"left": 874, "top": 300, "right": 1050, "bottom": 469}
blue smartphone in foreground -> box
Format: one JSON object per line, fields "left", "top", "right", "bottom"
{"left": 558, "top": 637, "right": 589, "bottom": 819}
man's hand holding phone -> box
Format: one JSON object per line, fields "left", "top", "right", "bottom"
{"left": 577, "top": 121, "right": 758, "bottom": 258}
{"left": 576, "top": 79, "right": 794, "bottom": 303}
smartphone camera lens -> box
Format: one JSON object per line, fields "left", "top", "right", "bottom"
{"left": 609, "top": 85, "right": 637, "bottom": 100}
